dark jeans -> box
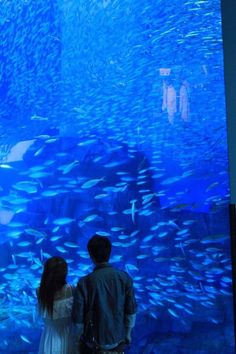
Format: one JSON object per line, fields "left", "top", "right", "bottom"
{"left": 79, "top": 340, "right": 126, "bottom": 354}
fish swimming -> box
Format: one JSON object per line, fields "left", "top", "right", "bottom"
{"left": 81, "top": 178, "right": 104, "bottom": 189}
{"left": 53, "top": 218, "right": 74, "bottom": 225}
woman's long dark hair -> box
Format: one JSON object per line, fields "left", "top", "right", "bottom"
{"left": 38, "top": 256, "right": 67, "bottom": 316}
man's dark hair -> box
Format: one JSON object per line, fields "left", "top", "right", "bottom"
{"left": 87, "top": 235, "right": 112, "bottom": 263}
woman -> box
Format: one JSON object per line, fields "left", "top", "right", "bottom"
{"left": 37, "top": 256, "right": 76, "bottom": 354}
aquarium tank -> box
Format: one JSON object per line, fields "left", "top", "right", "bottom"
{"left": 0, "top": 0, "right": 235, "bottom": 353}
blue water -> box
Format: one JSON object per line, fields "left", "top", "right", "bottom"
{"left": 0, "top": 0, "right": 235, "bottom": 353}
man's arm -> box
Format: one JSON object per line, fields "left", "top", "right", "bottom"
{"left": 72, "top": 282, "right": 85, "bottom": 343}
{"left": 125, "top": 313, "right": 136, "bottom": 344}
{"left": 124, "top": 276, "right": 137, "bottom": 344}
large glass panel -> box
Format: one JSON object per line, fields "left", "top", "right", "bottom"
{"left": 0, "top": 0, "right": 234, "bottom": 352}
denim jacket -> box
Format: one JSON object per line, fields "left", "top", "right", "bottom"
{"left": 72, "top": 263, "right": 137, "bottom": 347}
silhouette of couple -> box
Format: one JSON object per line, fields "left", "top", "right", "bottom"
{"left": 37, "top": 235, "right": 137, "bottom": 354}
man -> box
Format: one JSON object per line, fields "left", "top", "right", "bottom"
{"left": 72, "top": 235, "right": 137, "bottom": 353}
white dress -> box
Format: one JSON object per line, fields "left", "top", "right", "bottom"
{"left": 38, "top": 284, "right": 76, "bottom": 354}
